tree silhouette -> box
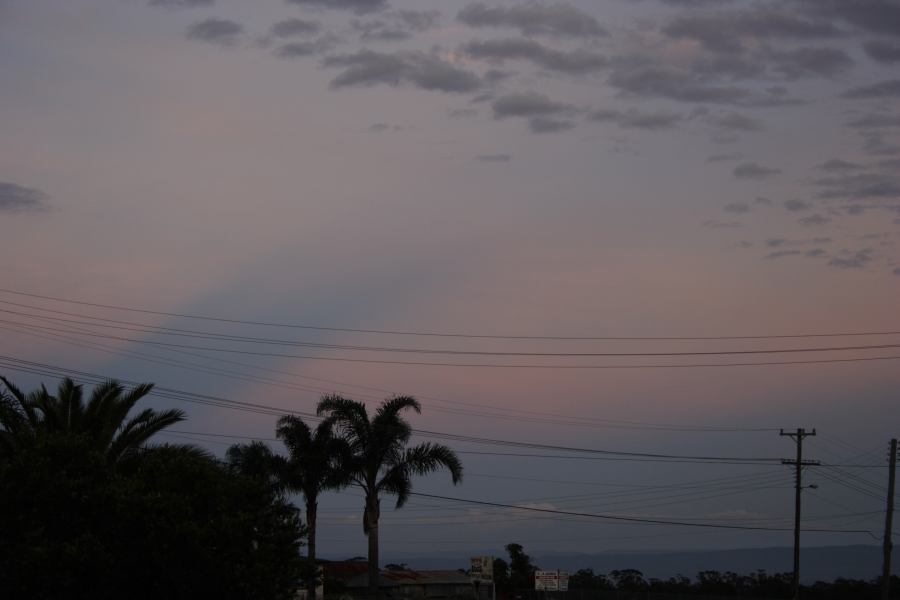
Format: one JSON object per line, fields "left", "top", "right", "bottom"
{"left": 317, "top": 395, "right": 463, "bottom": 598}
{"left": 276, "top": 415, "right": 351, "bottom": 600}
{"left": 0, "top": 376, "right": 183, "bottom": 463}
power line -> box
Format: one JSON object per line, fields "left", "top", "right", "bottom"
{"left": 407, "top": 492, "right": 877, "bottom": 536}
{"left": 0, "top": 355, "right": 783, "bottom": 464}
{"left": 3, "top": 287, "right": 900, "bottom": 342}
{"left": 5, "top": 319, "right": 900, "bottom": 370}
{"left": 0, "top": 318, "right": 781, "bottom": 433}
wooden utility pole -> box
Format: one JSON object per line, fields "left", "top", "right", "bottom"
{"left": 883, "top": 438, "right": 897, "bottom": 600}
{"left": 781, "top": 428, "right": 818, "bottom": 600}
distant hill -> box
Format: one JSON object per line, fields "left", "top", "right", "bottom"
{"left": 364, "top": 546, "right": 896, "bottom": 584}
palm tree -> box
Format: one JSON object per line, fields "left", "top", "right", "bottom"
{"left": 0, "top": 376, "right": 183, "bottom": 463}
{"left": 317, "top": 395, "right": 463, "bottom": 598}
{"left": 276, "top": 415, "right": 351, "bottom": 600}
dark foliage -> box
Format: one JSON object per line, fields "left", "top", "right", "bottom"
{"left": 0, "top": 378, "right": 307, "bottom": 600}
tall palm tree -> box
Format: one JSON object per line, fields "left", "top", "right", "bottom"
{"left": 317, "top": 395, "right": 463, "bottom": 599}
{"left": 0, "top": 376, "right": 183, "bottom": 463}
{"left": 276, "top": 415, "right": 350, "bottom": 600}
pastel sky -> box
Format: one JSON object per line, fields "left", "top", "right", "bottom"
{"left": 2, "top": 0, "right": 899, "bottom": 565}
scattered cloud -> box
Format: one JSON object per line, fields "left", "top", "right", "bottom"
{"left": 765, "top": 249, "right": 803, "bottom": 259}
{"left": 723, "top": 202, "right": 750, "bottom": 214}
{"left": 448, "top": 108, "right": 478, "bottom": 118}
{"left": 322, "top": 50, "right": 482, "bottom": 93}
{"left": 734, "top": 162, "right": 781, "bottom": 180}
{"left": 475, "top": 154, "right": 512, "bottom": 162}
{"left": 828, "top": 248, "right": 874, "bottom": 269}
{"left": 842, "top": 79, "right": 900, "bottom": 99}
{"left": 860, "top": 131, "right": 900, "bottom": 156}
{"left": 588, "top": 108, "right": 682, "bottom": 130}
{"left": 817, "top": 159, "right": 863, "bottom": 172}
{"left": 863, "top": 40, "right": 900, "bottom": 64}
{"left": 846, "top": 113, "right": 900, "bottom": 129}
{"left": 814, "top": 172, "right": 900, "bottom": 200}
{"left": 186, "top": 18, "right": 243, "bottom": 46}
{"left": 528, "top": 117, "right": 575, "bottom": 133}
{"left": 783, "top": 199, "right": 811, "bottom": 211}
{"left": 707, "top": 112, "right": 764, "bottom": 132}
{"left": 797, "top": 0, "right": 900, "bottom": 39}
{"left": 275, "top": 36, "right": 337, "bottom": 58}
{"left": 663, "top": 9, "right": 840, "bottom": 54}
{"left": 799, "top": 213, "right": 831, "bottom": 226}
{"left": 702, "top": 219, "right": 742, "bottom": 229}
{"left": 285, "top": 0, "right": 387, "bottom": 15}
{"left": 457, "top": 2, "right": 607, "bottom": 38}
{"left": 353, "top": 10, "right": 440, "bottom": 42}
{"left": 460, "top": 39, "right": 607, "bottom": 75}
{"left": 270, "top": 19, "right": 322, "bottom": 38}
{"left": 0, "top": 182, "right": 49, "bottom": 212}
{"left": 769, "top": 47, "right": 853, "bottom": 80}
{"left": 491, "top": 91, "right": 577, "bottom": 120}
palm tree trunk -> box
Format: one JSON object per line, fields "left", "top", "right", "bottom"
{"left": 365, "top": 494, "right": 381, "bottom": 600}
{"left": 307, "top": 498, "right": 318, "bottom": 600}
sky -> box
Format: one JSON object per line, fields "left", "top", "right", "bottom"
{"left": 2, "top": 0, "right": 900, "bottom": 570}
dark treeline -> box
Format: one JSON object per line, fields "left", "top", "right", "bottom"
{"left": 492, "top": 543, "right": 900, "bottom": 600}
{"left": 0, "top": 376, "right": 461, "bottom": 600}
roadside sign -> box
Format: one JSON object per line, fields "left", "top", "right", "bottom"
{"left": 535, "top": 570, "right": 568, "bottom": 591}
{"left": 470, "top": 556, "right": 493, "bottom": 582}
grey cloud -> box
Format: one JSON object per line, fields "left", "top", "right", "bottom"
{"left": 0, "top": 182, "right": 49, "bottom": 212}
{"left": 461, "top": 39, "right": 607, "bottom": 75}
{"left": 894, "top": 267, "right": 900, "bottom": 276}
{"left": 863, "top": 40, "right": 900, "bottom": 64}
{"left": 528, "top": 117, "right": 575, "bottom": 133}
{"left": 271, "top": 19, "right": 322, "bottom": 38}
{"left": 723, "top": 202, "right": 750, "bottom": 214}
{"left": 353, "top": 11, "right": 439, "bottom": 42}
{"left": 784, "top": 198, "right": 811, "bottom": 211}
{"left": 766, "top": 249, "right": 803, "bottom": 259}
{"left": 707, "top": 152, "right": 743, "bottom": 162}
{"left": 842, "top": 79, "right": 900, "bottom": 99}
{"left": 861, "top": 131, "right": 900, "bottom": 156}
{"left": 448, "top": 108, "right": 478, "bottom": 118}
{"left": 799, "top": 213, "right": 831, "bottom": 226}
{"left": 817, "top": 158, "right": 863, "bottom": 172}
{"left": 368, "top": 122, "right": 403, "bottom": 132}
{"left": 805, "top": 248, "right": 827, "bottom": 257}
{"left": 828, "top": 248, "right": 874, "bottom": 269}
{"left": 276, "top": 35, "right": 337, "bottom": 58}
{"left": 815, "top": 173, "right": 900, "bottom": 199}
{"left": 395, "top": 10, "right": 440, "bottom": 31}
{"left": 353, "top": 20, "right": 412, "bottom": 42}
{"left": 708, "top": 112, "right": 764, "bottom": 132}
{"left": 588, "top": 108, "right": 682, "bottom": 130}
{"left": 286, "top": 0, "right": 387, "bottom": 15}
{"left": 755, "top": 196, "right": 773, "bottom": 206}
{"left": 878, "top": 158, "right": 900, "bottom": 171}
{"left": 475, "top": 154, "right": 512, "bottom": 162}
{"left": 186, "top": 18, "right": 243, "bottom": 46}
{"left": 609, "top": 64, "right": 752, "bottom": 104}
{"left": 734, "top": 162, "right": 782, "bottom": 179}
{"left": 769, "top": 47, "right": 853, "bottom": 80}
{"left": 702, "top": 219, "right": 742, "bottom": 228}
{"left": 322, "top": 50, "right": 482, "bottom": 93}
{"left": 491, "top": 92, "right": 577, "bottom": 119}
{"left": 796, "top": 0, "right": 900, "bottom": 38}
{"left": 663, "top": 9, "right": 840, "bottom": 54}
{"left": 846, "top": 113, "right": 900, "bottom": 129}
{"left": 149, "top": 0, "right": 213, "bottom": 7}
{"left": 457, "top": 2, "right": 607, "bottom": 38}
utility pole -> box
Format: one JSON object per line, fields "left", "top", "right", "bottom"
{"left": 883, "top": 438, "right": 897, "bottom": 600}
{"left": 781, "top": 428, "right": 819, "bottom": 600}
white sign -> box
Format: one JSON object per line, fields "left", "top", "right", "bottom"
{"left": 470, "top": 556, "right": 493, "bottom": 582}
{"left": 535, "top": 570, "right": 568, "bottom": 591}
